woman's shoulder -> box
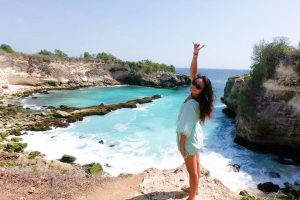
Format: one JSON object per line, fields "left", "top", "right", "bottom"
{"left": 185, "top": 98, "right": 199, "bottom": 106}
{"left": 184, "top": 99, "right": 199, "bottom": 111}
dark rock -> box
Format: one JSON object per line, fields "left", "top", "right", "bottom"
{"left": 277, "top": 157, "right": 297, "bottom": 165}
{"left": 109, "top": 144, "right": 115, "bottom": 147}
{"left": 228, "top": 164, "right": 240, "bottom": 172}
{"left": 98, "top": 140, "right": 104, "bottom": 144}
{"left": 104, "top": 163, "right": 112, "bottom": 167}
{"left": 59, "top": 154, "right": 76, "bottom": 163}
{"left": 222, "top": 107, "right": 236, "bottom": 118}
{"left": 257, "top": 182, "right": 280, "bottom": 193}
{"left": 59, "top": 105, "right": 70, "bottom": 110}
{"left": 281, "top": 182, "right": 299, "bottom": 199}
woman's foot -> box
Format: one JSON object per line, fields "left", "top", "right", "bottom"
{"left": 181, "top": 186, "right": 199, "bottom": 195}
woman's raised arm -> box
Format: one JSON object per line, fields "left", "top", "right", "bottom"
{"left": 190, "top": 42, "right": 205, "bottom": 82}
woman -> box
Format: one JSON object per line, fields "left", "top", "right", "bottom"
{"left": 176, "top": 42, "right": 215, "bottom": 200}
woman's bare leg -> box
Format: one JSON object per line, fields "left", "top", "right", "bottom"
{"left": 185, "top": 155, "right": 199, "bottom": 200}
{"left": 196, "top": 153, "right": 200, "bottom": 193}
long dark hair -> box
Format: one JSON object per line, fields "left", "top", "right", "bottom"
{"left": 192, "top": 73, "right": 216, "bottom": 123}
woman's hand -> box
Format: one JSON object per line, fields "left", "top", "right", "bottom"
{"left": 179, "top": 133, "right": 187, "bottom": 158}
{"left": 193, "top": 42, "right": 205, "bottom": 54}
{"left": 180, "top": 146, "right": 186, "bottom": 157}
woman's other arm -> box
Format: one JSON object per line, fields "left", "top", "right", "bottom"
{"left": 190, "top": 42, "right": 205, "bottom": 82}
{"left": 179, "top": 133, "right": 187, "bottom": 157}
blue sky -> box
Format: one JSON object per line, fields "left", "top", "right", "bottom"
{"left": 1, "top": 0, "right": 299, "bottom": 69}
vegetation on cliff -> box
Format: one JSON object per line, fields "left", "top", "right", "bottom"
{"left": 0, "top": 44, "right": 14, "bottom": 53}
{"left": 0, "top": 43, "right": 176, "bottom": 75}
{"left": 236, "top": 37, "right": 300, "bottom": 112}
{"left": 127, "top": 59, "right": 176, "bottom": 75}
{"left": 250, "top": 37, "right": 298, "bottom": 88}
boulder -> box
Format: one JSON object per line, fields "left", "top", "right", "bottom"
{"left": 59, "top": 154, "right": 76, "bottom": 164}
{"left": 257, "top": 182, "right": 280, "bottom": 193}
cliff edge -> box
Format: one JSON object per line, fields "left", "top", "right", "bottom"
{"left": 221, "top": 39, "right": 300, "bottom": 164}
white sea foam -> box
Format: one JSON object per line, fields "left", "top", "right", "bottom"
{"left": 20, "top": 130, "right": 181, "bottom": 176}
{"left": 214, "top": 104, "right": 226, "bottom": 108}
{"left": 114, "top": 123, "right": 130, "bottom": 132}
{"left": 201, "top": 151, "right": 256, "bottom": 192}
{"left": 20, "top": 125, "right": 300, "bottom": 193}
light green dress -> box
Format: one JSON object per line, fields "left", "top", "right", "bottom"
{"left": 176, "top": 98, "right": 204, "bottom": 157}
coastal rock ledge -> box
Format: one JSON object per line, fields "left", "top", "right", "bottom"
{"left": 0, "top": 52, "right": 190, "bottom": 94}
{"left": 221, "top": 55, "right": 300, "bottom": 164}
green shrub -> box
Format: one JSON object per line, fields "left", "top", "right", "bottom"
{"left": 241, "top": 195, "right": 260, "bottom": 200}
{"left": 1, "top": 131, "right": 10, "bottom": 139}
{"left": 0, "top": 160, "right": 19, "bottom": 167}
{"left": 83, "top": 52, "right": 94, "bottom": 60}
{"left": 250, "top": 37, "right": 295, "bottom": 88}
{"left": 54, "top": 49, "right": 68, "bottom": 58}
{"left": 10, "top": 137, "right": 22, "bottom": 142}
{"left": 128, "top": 59, "right": 175, "bottom": 75}
{"left": 96, "top": 52, "right": 117, "bottom": 61}
{"left": 38, "top": 49, "right": 53, "bottom": 56}
{"left": 0, "top": 44, "right": 14, "bottom": 53}
{"left": 87, "top": 162, "right": 103, "bottom": 175}
{"left": 4, "top": 142, "right": 27, "bottom": 152}
{"left": 28, "top": 151, "right": 41, "bottom": 159}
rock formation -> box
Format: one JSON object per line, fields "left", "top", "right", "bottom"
{"left": 222, "top": 47, "right": 300, "bottom": 164}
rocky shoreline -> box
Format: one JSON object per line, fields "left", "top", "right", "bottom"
{"left": 1, "top": 46, "right": 298, "bottom": 199}
{"left": 1, "top": 82, "right": 297, "bottom": 200}
{"left": 0, "top": 83, "right": 241, "bottom": 200}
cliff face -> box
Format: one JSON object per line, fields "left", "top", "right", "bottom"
{"left": 222, "top": 58, "right": 300, "bottom": 163}
{"left": 0, "top": 52, "right": 190, "bottom": 91}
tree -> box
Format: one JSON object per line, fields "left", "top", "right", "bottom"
{"left": 96, "top": 52, "right": 117, "bottom": 61}
{"left": 38, "top": 49, "right": 52, "bottom": 56}
{"left": 54, "top": 49, "right": 68, "bottom": 58}
{"left": 83, "top": 52, "right": 94, "bottom": 60}
{"left": 0, "top": 44, "right": 14, "bottom": 53}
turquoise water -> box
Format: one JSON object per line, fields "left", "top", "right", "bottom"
{"left": 20, "top": 68, "right": 300, "bottom": 192}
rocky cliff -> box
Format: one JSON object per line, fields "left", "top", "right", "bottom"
{"left": 0, "top": 52, "right": 190, "bottom": 93}
{"left": 222, "top": 45, "right": 300, "bottom": 164}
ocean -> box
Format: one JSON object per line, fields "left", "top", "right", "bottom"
{"left": 20, "top": 68, "right": 300, "bottom": 193}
